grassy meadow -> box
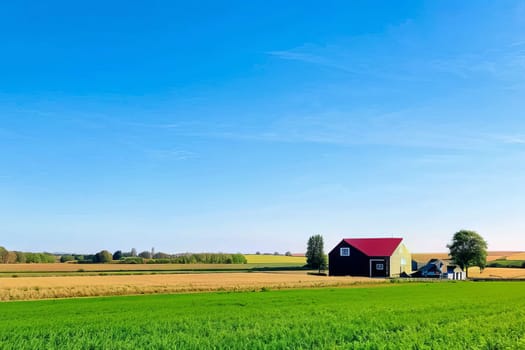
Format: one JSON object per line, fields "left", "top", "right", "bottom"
{"left": 1, "top": 282, "right": 524, "bottom": 349}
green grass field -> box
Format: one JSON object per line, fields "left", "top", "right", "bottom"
{"left": 1, "top": 282, "right": 524, "bottom": 349}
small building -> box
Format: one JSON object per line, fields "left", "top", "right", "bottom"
{"left": 411, "top": 258, "right": 445, "bottom": 278}
{"left": 446, "top": 265, "right": 466, "bottom": 280}
{"left": 411, "top": 259, "right": 466, "bottom": 280}
{"left": 328, "top": 237, "right": 411, "bottom": 277}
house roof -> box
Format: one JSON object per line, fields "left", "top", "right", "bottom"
{"left": 343, "top": 238, "right": 403, "bottom": 257}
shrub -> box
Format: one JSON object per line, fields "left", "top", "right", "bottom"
{"left": 60, "top": 255, "right": 75, "bottom": 263}
{"left": 119, "top": 257, "right": 144, "bottom": 264}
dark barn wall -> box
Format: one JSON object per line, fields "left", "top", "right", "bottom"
{"left": 328, "top": 240, "right": 371, "bottom": 276}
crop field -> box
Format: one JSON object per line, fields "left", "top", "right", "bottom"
{"left": 468, "top": 267, "right": 525, "bottom": 279}
{"left": 0, "top": 272, "right": 379, "bottom": 301}
{"left": 0, "top": 262, "right": 306, "bottom": 278}
{"left": 244, "top": 254, "right": 306, "bottom": 264}
{"left": 411, "top": 252, "right": 451, "bottom": 263}
{"left": 1, "top": 282, "right": 524, "bottom": 349}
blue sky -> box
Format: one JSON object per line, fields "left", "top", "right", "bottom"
{"left": 1, "top": 1, "right": 525, "bottom": 254}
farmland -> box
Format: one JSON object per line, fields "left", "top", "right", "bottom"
{"left": 0, "top": 272, "right": 379, "bottom": 301}
{"left": 1, "top": 282, "right": 524, "bottom": 349}
{"left": 244, "top": 254, "right": 306, "bottom": 264}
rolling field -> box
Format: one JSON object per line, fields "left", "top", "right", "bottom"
{"left": 1, "top": 282, "right": 524, "bottom": 349}
{"left": 0, "top": 272, "right": 379, "bottom": 301}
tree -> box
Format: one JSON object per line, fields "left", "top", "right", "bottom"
{"left": 285, "top": 251, "right": 292, "bottom": 256}
{"left": 306, "top": 234, "right": 327, "bottom": 273}
{"left": 0, "top": 246, "right": 9, "bottom": 264}
{"left": 95, "top": 250, "right": 113, "bottom": 263}
{"left": 447, "top": 230, "right": 488, "bottom": 278}
{"left": 112, "top": 250, "right": 123, "bottom": 261}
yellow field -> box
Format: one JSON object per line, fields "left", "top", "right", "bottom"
{"left": 468, "top": 267, "right": 525, "bottom": 279}
{"left": 0, "top": 272, "right": 381, "bottom": 301}
{"left": 411, "top": 253, "right": 450, "bottom": 263}
{"left": 0, "top": 263, "right": 247, "bottom": 273}
{"left": 505, "top": 252, "right": 525, "bottom": 260}
{"left": 244, "top": 254, "right": 306, "bottom": 264}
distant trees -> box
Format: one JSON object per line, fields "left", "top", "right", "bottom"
{"left": 145, "top": 253, "right": 247, "bottom": 265}
{"left": 153, "top": 252, "right": 171, "bottom": 259}
{"left": 60, "top": 255, "right": 75, "bottom": 263}
{"left": 14, "top": 251, "right": 26, "bottom": 263}
{"left": 0, "top": 245, "right": 249, "bottom": 266}
{"left": 447, "top": 230, "right": 488, "bottom": 278}
{"left": 138, "top": 251, "right": 152, "bottom": 259}
{"left": 0, "top": 247, "right": 55, "bottom": 264}
{"left": 306, "top": 234, "right": 327, "bottom": 273}
{"left": 285, "top": 251, "right": 292, "bottom": 256}
{"left": 24, "top": 253, "right": 56, "bottom": 263}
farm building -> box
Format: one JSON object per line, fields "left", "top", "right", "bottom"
{"left": 411, "top": 259, "right": 466, "bottom": 280}
{"left": 328, "top": 238, "right": 411, "bottom": 277}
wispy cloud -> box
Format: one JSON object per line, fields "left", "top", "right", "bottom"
{"left": 155, "top": 107, "right": 521, "bottom": 152}
{"left": 146, "top": 149, "right": 197, "bottom": 161}
{"left": 268, "top": 16, "right": 525, "bottom": 86}
{"left": 491, "top": 134, "right": 525, "bottom": 145}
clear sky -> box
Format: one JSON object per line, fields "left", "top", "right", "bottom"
{"left": 1, "top": 1, "right": 524, "bottom": 254}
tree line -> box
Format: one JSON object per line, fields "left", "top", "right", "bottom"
{"left": 1, "top": 246, "right": 247, "bottom": 265}
{"left": 0, "top": 247, "right": 56, "bottom": 264}
{"left": 63, "top": 250, "right": 248, "bottom": 265}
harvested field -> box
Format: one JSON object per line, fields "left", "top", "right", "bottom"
{"left": 468, "top": 267, "right": 525, "bottom": 279}
{"left": 0, "top": 272, "right": 381, "bottom": 301}
{"left": 0, "top": 263, "right": 245, "bottom": 273}
{"left": 411, "top": 253, "right": 450, "bottom": 262}
{"left": 486, "top": 251, "right": 524, "bottom": 261}
{"left": 506, "top": 252, "right": 525, "bottom": 260}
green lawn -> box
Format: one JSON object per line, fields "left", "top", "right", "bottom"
{"left": 1, "top": 282, "right": 524, "bottom": 349}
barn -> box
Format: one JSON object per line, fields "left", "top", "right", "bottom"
{"left": 328, "top": 238, "right": 411, "bottom": 277}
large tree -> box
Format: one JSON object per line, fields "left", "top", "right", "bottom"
{"left": 95, "top": 250, "right": 113, "bottom": 263}
{"left": 447, "top": 230, "right": 488, "bottom": 278}
{"left": 306, "top": 234, "right": 327, "bottom": 273}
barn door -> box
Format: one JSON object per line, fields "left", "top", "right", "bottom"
{"left": 370, "top": 259, "right": 386, "bottom": 277}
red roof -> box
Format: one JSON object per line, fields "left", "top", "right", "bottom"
{"left": 343, "top": 238, "right": 403, "bottom": 256}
